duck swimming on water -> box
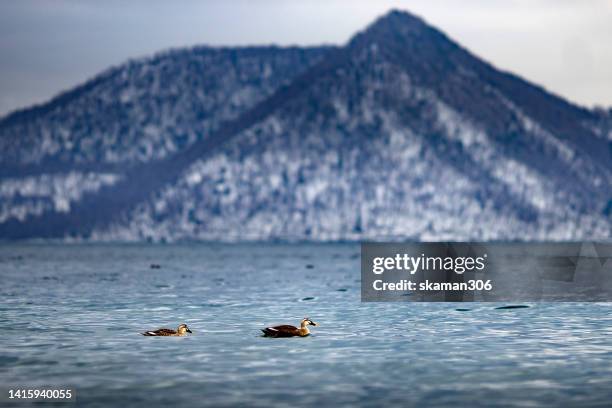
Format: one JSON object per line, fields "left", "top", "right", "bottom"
{"left": 142, "top": 323, "right": 193, "bottom": 336}
{"left": 261, "top": 318, "right": 318, "bottom": 337}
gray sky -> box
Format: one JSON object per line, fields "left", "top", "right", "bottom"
{"left": 1, "top": 0, "right": 611, "bottom": 117}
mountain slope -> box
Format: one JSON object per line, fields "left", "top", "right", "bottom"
{"left": 0, "top": 46, "right": 331, "bottom": 234}
{"left": 1, "top": 10, "right": 610, "bottom": 241}
{"left": 0, "top": 46, "right": 332, "bottom": 172}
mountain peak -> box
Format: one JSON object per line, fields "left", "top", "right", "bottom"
{"left": 357, "top": 9, "right": 428, "bottom": 39}
{"left": 347, "top": 8, "right": 450, "bottom": 59}
{"left": 375, "top": 9, "right": 426, "bottom": 26}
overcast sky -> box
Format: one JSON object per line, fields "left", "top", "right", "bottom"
{"left": 1, "top": 0, "right": 611, "bottom": 117}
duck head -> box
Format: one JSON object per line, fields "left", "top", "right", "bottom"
{"left": 302, "top": 317, "right": 318, "bottom": 327}
{"left": 177, "top": 323, "right": 193, "bottom": 334}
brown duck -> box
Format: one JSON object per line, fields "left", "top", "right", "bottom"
{"left": 142, "top": 323, "right": 193, "bottom": 336}
{"left": 261, "top": 318, "right": 318, "bottom": 337}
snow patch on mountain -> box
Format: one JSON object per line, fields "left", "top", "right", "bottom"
{"left": 0, "top": 172, "right": 121, "bottom": 223}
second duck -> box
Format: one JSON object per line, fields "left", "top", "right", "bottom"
{"left": 261, "top": 318, "right": 318, "bottom": 338}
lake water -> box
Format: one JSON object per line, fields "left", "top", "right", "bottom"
{"left": 1, "top": 243, "right": 612, "bottom": 407}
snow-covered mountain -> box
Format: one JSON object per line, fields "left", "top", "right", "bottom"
{"left": 0, "top": 46, "right": 331, "bottom": 236}
{"left": 1, "top": 10, "right": 610, "bottom": 241}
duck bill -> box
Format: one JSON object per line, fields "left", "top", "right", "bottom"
{"left": 186, "top": 329, "right": 193, "bottom": 333}
{"left": 311, "top": 322, "right": 318, "bottom": 326}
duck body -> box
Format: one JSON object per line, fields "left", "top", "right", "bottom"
{"left": 262, "top": 325, "right": 307, "bottom": 338}
{"left": 142, "top": 323, "right": 192, "bottom": 337}
{"left": 262, "top": 318, "right": 317, "bottom": 338}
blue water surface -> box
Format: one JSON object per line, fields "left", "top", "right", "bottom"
{"left": 1, "top": 243, "right": 611, "bottom": 407}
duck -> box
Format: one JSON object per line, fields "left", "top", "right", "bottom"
{"left": 142, "top": 323, "right": 193, "bottom": 336}
{"left": 261, "top": 317, "right": 318, "bottom": 337}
